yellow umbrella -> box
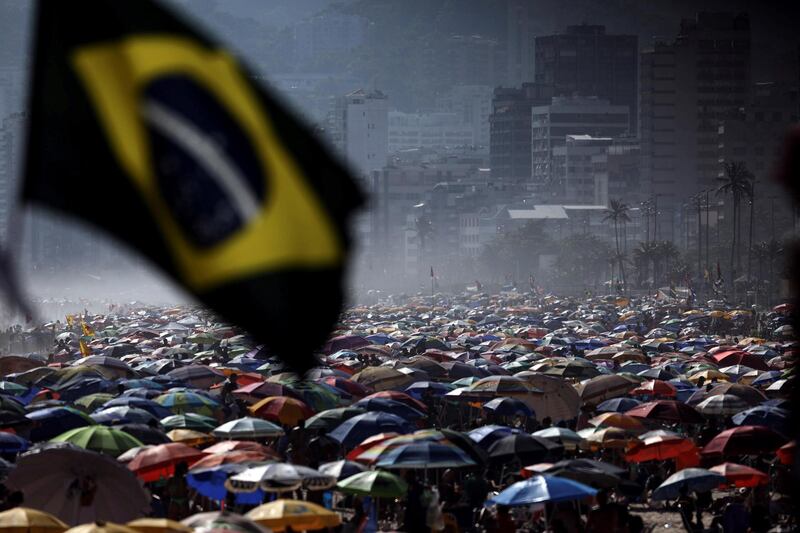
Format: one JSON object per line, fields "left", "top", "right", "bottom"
{"left": 687, "top": 369, "right": 730, "bottom": 383}
{"left": 126, "top": 519, "right": 191, "bottom": 533}
{"left": 65, "top": 523, "right": 139, "bottom": 533}
{"left": 0, "top": 508, "right": 68, "bottom": 533}
{"left": 166, "top": 429, "right": 215, "bottom": 447}
{"left": 246, "top": 500, "right": 341, "bottom": 532}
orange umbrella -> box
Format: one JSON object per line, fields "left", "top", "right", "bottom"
{"left": 189, "top": 451, "right": 274, "bottom": 470}
{"left": 630, "top": 380, "right": 677, "bottom": 398}
{"left": 589, "top": 413, "right": 644, "bottom": 431}
{"left": 625, "top": 436, "right": 697, "bottom": 463}
{"left": 250, "top": 396, "right": 314, "bottom": 426}
{"left": 709, "top": 462, "right": 768, "bottom": 487}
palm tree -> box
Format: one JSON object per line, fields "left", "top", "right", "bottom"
{"left": 633, "top": 241, "right": 658, "bottom": 288}
{"left": 716, "top": 161, "right": 753, "bottom": 285}
{"left": 603, "top": 200, "right": 631, "bottom": 289}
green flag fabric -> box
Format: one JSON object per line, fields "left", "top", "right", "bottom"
{"left": 23, "top": 0, "right": 362, "bottom": 373}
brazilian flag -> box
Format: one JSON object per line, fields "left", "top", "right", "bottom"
{"left": 23, "top": 0, "right": 362, "bottom": 373}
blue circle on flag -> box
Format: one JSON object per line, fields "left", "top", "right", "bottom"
{"left": 142, "top": 75, "right": 266, "bottom": 248}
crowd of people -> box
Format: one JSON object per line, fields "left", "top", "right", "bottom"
{"left": 0, "top": 290, "right": 792, "bottom": 532}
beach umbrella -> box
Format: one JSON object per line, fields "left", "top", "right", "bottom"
{"left": 227, "top": 463, "right": 335, "bottom": 493}
{"left": 696, "top": 394, "right": 750, "bottom": 417}
{"left": 636, "top": 368, "right": 677, "bottom": 381}
{"left": 531, "top": 428, "right": 583, "bottom": 450}
{"left": 0, "top": 508, "right": 68, "bottom": 533}
{"left": 515, "top": 374, "right": 579, "bottom": 423}
{"left": 74, "top": 394, "right": 115, "bottom": 413}
{"left": 544, "top": 459, "right": 626, "bottom": 488}
{"left": 249, "top": 397, "right": 314, "bottom": 426}
{"left": 375, "top": 441, "right": 476, "bottom": 469}
{"left": 91, "top": 407, "right": 158, "bottom": 426}
{"left": 701, "top": 425, "right": 787, "bottom": 457}
{"left": 750, "top": 371, "right": 782, "bottom": 387}
{"left": 26, "top": 407, "right": 94, "bottom": 442}
{"left": 127, "top": 442, "right": 207, "bottom": 482}
{"left": 712, "top": 351, "right": 769, "bottom": 371}
{"left": 126, "top": 518, "right": 191, "bottom": 533}
{"left": 212, "top": 417, "right": 284, "bottom": 440}
{"left": 487, "top": 475, "right": 597, "bottom": 507}
{"left": 6, "top": 448, "right": 149, "bottom": 525}
{"left": 596, "top": 398, "right": 641, "bottom": 413}
{"left": 103, "top": 398, "right": 173, "bottom": 419}
{"left": 625, "top": 400, "right": 704, "bottom": 424}
{"left": 709, "top": 463, "right": 768, "bottom": 488}
{"left": 166, "top": 429, "right": 214, "bottom": 447}
{"left": 319, "top": 377, "right": 371, "bottom": 398}
{"left": 344, "top": 432, "right": 400, "bottom": 462}
{"left": 468, "top": 425, "right": 522, "bottom": 449}
{"left": 328, "top": 412, "right": 414, "bottom": 450}
{"left": 707, "top": 383, "right": 767, "bottom": 406}
{"left": 317, "top": 460, "right": 366, "bottom": 481}
{"left": 581, "top": 427, "right": 634, "bottom": 450}
{"left": 482, "top": 397, "right": 534, "bottom": 418}
{"left": 651, "top": 468, "right": 727, "bottom": 500}
{"left": 51, "top": 426, "right": 143, "bottom": 457}
{"left": 160, "top": 414, "right": 217, "bottom": 432}
{"left": 361, "top": 391, "right": 427, "bottom": 412}
{"left": 625, "top": 436, "right": 697, "bottom": 463}
{"left": 404, "top": 381, "right": 454, "bottom": 398}
{"left": 289, "top": 381, "right": 340, "bottom": 411}
{"left": 731, "top": 405, "right": 789, "bottom": 434}
{"left": 469, "top": 376, "right": 537, "bottom": 396}
{"left": 204, "top": 440, "right": 276, "bottom": 456}
{"left": 352, "top": 398, "right": 425, "bottom": 421}
{"left": 232, "top": 382, "right": 301, "bottom": 404}
{"left": 155, "top": 392, "right": 220, "bottom": 417}
{"left": 181, "top": 511, "right": 270, "bottom": 533}
{"left": 336, "top": 470, "right": 408, "bottom": 498}
{"left": 112, "top": 424, "right": 170, "bottom": 446}
{"left": 350, "top": 367, "right": 413, "bottom": 391}
{"left": 186, "top": 463, "right": 265, "bottom": 505}
{"left": 304, "top": 407, "right": 366, "bottom": 431}
{"left": 630, "top": 379, "right": 677, "bottom": 398}
{"left": 488, "top": 434, "right": 563, "bottom": 465}
{"left": 63, "top": 523, "right": 138, "bottom": 533}
{"left": 588, "top": 413, "right": 644, "bottom": 431}
{"left": 776, "top": 441, "right": 795, "bottom": 465}
{"left": 576, "top": 375, "right": 638, "bottom": 406}
{"left": 246, "top": 500, "right": 341, "bottom": 532}
{"left": 189, "top": 450, "right": 275, "bottom": 471}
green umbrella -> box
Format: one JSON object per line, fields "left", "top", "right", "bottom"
{"left": 304, "top": 407, "right": 366, "bottom": 431}
{"left": 451, "top": 377, "right": 480, "bottom": 387}
{"left": 292, "top": 382, "right": 340, "bottom": 411}
{"left": 155, "top": 391, "right": 220, "bottom": 417}
{"left": 337, "top": 470, "right": 408, "bottom": 498}
{"left": 161, "top": 413, "right": 218, "bottom": 432}
{"left": 51, "top": 425, "right": 144, "bottom": 457}
{"left": 74, "top": 393, "right": 115, "bottom": 412}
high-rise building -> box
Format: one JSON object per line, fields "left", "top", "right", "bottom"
{"left": 328, "top": 89, "right": 389, "bottom": 180}
{"left": 506, "top": 0, "right": 535, "bottom": 86}
{"left": 534, "top": 25, "right": 638, "bottom": 132}
{"left": 531, "top": 96, "right": 630, "bottom": 199}
{"left": 387, "top": 112, "right": 475, "bottom": 153}
{"left": 489, "top": 83, "right": 553, "bottom": 182}
{"left": 640, "top": 12, "right": 751, "bottom": 212}
{"left": 435, "top": 85, "right": 493, "bottom": 152}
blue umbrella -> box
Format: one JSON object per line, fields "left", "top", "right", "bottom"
{"left": 352, "top": 398, "right": 425, "bottom": 421}
{"left": 91, "top": 406, "right": 159, "bottom": 426}
{"left": 118, "top": 379, "right": 165, "bottom": 391}
{"left": 482, "top": 397, "right": 534, "bottom": 418}
{"left": 329, "top": 412, "right": 414, "bottom": 450}
{"left": 376, "top": 441, "right": 476, "bottom": 469}
{"left": 0, "top": 432, "right": 29, "bottom": 454}
{"left": 467, "top": 425, "right": 522, "bottom": 449}
{"left": 102, "top": 397, "right": 173, "bottom": 419}
{"left": 187, "top": 464, "right": 264, "bottom": 504}
{"left": 55, "top": 378, "right": 115, "bottom": 402}
{"left": 487, "top": 475, "right": 597, "bottom": 506}
{"left": 26, "top": 407, "right": 94, "bottom": 442}
{"left": 120, "top": 388, "right": 162, "bottom": 400}
{"left": 404, "top": 382, "right": 455, "bottom": 399}
{"left": 596, "top": 398, "right": 641, "bottom": 413}
{"left": 652, "top": 468, "right": 726, "bottom": 500}
{"left": 751, "top": 371, "right": 782, "bottom": 387}
{"left": 731, "top": 405, "right": 789, "bottom": 434}
{"left": 762, "top": 398, "right": 789, "bottom": 408}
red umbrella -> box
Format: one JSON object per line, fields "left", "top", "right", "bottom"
{"left": 709, "top": 462, "right": 769, "bottom": 487}
{"left": 701, "top": 425, "right": 787, "bottom": 457}
{"left": 233, "top": 382, "right": 302, "bottom": 404}
{"left": 712, "top": 351, "right": 769, "bottom": 371}
{"left": 362, "top": 391, "right": 428, "bottom": 412}
{"left": 128, "top": 442, "right": 207, "bottom": 482}
{"left": 630, "top": 380, "right": 677, "bottom": 398}
{"left": 776, "top": 440, "right": 795, "bottom": 465}
{"left": 625, "top": 436, "right": 697, "bottom": 463}
{"left": 625, "top": 400, "right": 704, "bottom": 424}
{"left": 345, "top": 432, "right": 401, "bottom": 461}
{"left": 320, "top": 377, "right": 372, "bottom": 398}
{"left": 250, "top": 396, "right": 314, "bottom": 426}
{"left": 322, "top": 335, "right": 371, "bottom": 354}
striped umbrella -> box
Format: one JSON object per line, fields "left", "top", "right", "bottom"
{"left": 51, "top": 426, "right": 143, "bottom": 457}
{"left": 249, "top": 397, "right": 314, "bottom": 426}
{"left": 375, "top": 441, "right": 476, "bottom": 469}
{"left": 155, "top": 392, "right": 220, "bottom": 417}
{"left": 696, "top": 394, "right": 750, "bottom": 417}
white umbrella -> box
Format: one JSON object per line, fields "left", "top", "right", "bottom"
{"left": 212, "top": 417, "right": 284, "bottom": 439}
{"left": 226, "top": 463, "right": 335, "bottom": 493}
